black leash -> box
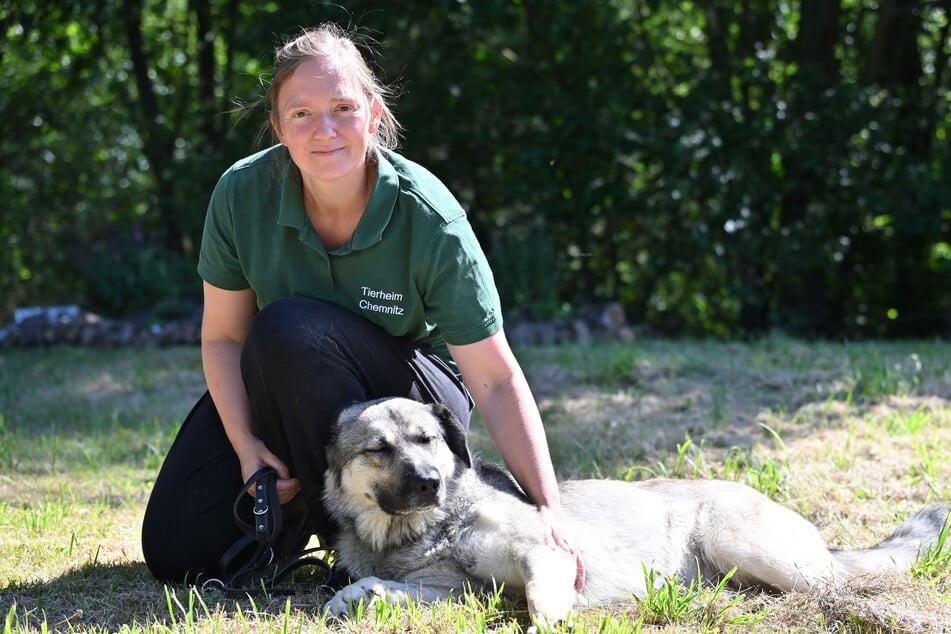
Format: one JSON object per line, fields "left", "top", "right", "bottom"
{"left": 236, "top": 466, "right": 283, "bottom": 544}
{"left": 201, "top": 467, "right": 332, "bottom": 597}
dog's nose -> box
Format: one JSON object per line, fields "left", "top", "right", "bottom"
{"left": 405, "top": 467, "right": 442, "bottom": 506}
{"left": 413, "top": 473, "right": 440, "bottom": 494}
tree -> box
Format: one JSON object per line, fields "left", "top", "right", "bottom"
{"left": 2, "top": 1, "right": 948, "bottom": 335}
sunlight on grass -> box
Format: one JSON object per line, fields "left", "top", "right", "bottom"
{"left": 1, "top": 340, "right": 949, "bottom": 632}
{"left": 634, "top": 565, "right": 762, "bottom": 630}
{"left": 912, "top": 513, "right": 951, "bottom": 581}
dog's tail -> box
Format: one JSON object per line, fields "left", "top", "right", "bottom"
{"left": 831, "top": 505, "right": 949, "bottom": 577}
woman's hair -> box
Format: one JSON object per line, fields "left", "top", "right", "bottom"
{"left": 251, "top": 23, "right": 401, "bottom": 152}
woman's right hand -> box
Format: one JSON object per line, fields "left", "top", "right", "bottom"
{"left": 237, "top": 436, "right": 301, "bottom": 505}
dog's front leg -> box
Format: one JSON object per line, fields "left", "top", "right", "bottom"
{"left": 323, "top": 576, "right": 454, "bottom": 618}
{"left": 519, "top": 544, "right": 582, "bottom": 629}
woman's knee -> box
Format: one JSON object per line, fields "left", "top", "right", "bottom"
{"left": 247, "top": 298, "right": 336, "bottom": 346}
{"left": 243, "top": 299, "right": 343, "bottom": 369}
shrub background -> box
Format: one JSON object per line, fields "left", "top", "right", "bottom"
{"left": 3, "top": 1, "right": 949, "bottom": 338}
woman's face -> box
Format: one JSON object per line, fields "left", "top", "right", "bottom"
{"left": 272, "top": 56, "right": 381, "bottom": 185}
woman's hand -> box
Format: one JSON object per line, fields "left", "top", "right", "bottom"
{"left": 236, "top": 436, "right": 301, "bottom": 504}
{"left": 538, "top": 505, "right": 586, "bottom": 592}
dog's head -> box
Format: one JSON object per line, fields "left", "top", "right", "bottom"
{"left": 325, "top": 398, "right": 472, "bottom": 524}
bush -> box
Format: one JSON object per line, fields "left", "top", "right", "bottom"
{"left": 81, "top": 245, "right": 200, "bottom": 319}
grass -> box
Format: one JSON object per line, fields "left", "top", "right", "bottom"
{"left": 1, "top": 336, "right": 950, "bottom": 632}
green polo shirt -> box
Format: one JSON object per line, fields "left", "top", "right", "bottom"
{"left": 197, "top": 145, "right": 502, "bottom": 370}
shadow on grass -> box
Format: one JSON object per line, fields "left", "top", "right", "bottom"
{"left": 1, "top": 562, "right": 186, "bottom": 630}
{"left": 515, "top": 340, "right": 951, "bottom": 480}
{"left": 0, "top": 561, "right": 324, "bottom": 631}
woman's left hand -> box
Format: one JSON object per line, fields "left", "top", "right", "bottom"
{"left": 538, "top": 505, "right": 586, "bottom": 592}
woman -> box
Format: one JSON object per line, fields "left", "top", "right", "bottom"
{"left": 141, "top": 23, "right": 582, "bottom": 592}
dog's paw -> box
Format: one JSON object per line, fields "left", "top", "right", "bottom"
{"left": 520, "top": 542, "right": 580, "bottom": 629}
{"left": 322, "top": 576, "right": 406, "bottom": 618}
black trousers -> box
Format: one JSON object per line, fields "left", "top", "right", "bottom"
{"left": 141, "top": 298, "right": 471, "bottom": 582}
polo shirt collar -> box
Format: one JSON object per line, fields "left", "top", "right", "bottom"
{"left": 275, "top": 148, "right": 398, "bottom": 254}
{"left": 352, "top": 149, "right": 398, "bottom": 251}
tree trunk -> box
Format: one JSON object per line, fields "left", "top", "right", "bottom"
{"left": 778, "top": 0, "right": 842, "bottom": 336}
{"left": 796, "top": 0, "right": 841, "bottom": 83}
{"left": 123, "top": 0, "right": 182, "bottom": 253}
{"left": 866, "top": 0, "right": 936, "bottom": 334}
{"left": 867, "top": 0, "right": 922, "bottom": 88}
{"left": 191, "top": 0, "right": 220, "bottom": 147}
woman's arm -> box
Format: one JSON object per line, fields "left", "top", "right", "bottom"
{"left": 447, "top": 330, "right": 558, "bottom": 509}
{"left": 447, "top": 329, "right": 585, "bottom": 589}
{"left": 201, "top": 282, "right": 300, "bottom": 502}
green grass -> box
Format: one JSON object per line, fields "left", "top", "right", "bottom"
{"left": 912, "top": 513, "right": 951, "bottom": 580}
{"left": 633, "top": 565, "right": 758, "bottom": 630}
{"left": 1, "top": 338, "right": 950, "bottom": 633}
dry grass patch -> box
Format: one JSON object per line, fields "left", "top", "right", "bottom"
{"left": 1, "top": 338, "right": 949, "bottom": 633}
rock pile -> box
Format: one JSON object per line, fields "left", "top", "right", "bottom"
{"left": 0, "top": 302, "right": 637, "bottom": 349}
{"left": 505, "top": 303, "right": 637, "bottom": 345}
{"left": 0, "top": 305, "right": 201, "bottom": 348}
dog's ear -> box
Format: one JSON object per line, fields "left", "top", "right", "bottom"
{"left": 324, "top": 400, "right": 360, "bottom": 469}
{"left": 323, "top": 426, "right": 340, "bottom": 469}
{"left": 430, "top": 403, "right": 472, "bottom": 468}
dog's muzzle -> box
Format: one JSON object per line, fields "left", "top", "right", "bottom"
{"left": 376, "top": 466, "right": 444, "bottom": 515}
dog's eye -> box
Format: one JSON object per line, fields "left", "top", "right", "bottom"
{"left": 364, "top": 444, "right": 389, "bottom": 454}
{"left": 417, "top": 435, "right": 435, "bottom": 445}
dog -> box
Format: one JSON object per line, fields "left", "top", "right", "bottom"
{"left": 321, "top": 397, "right": 950, "bottom": 626}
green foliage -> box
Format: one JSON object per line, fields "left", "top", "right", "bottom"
{"left": 722, "top": 448, "right": 789, "bottom": 501}
{"left": 491, "top": 222, "right": 562, "bottom": 319}
{"left": 851, "top": 354, "right": 922, "bottom": 400}
{"left": 884, "top": 403, "right": 932, "bottom": 436}
{"left": 0, "top": 416, "right": 15, "bottom": 472}
{"left": 1, "top": 1, "right": 948, "bottom": 335}
{"left": 81, "top": 244, "right": 200, "bottom": 318}
{"left": 911, "top": 512, "right": 951, "bottom": 580}
{"left": 635, "top": 564, "right": 755, "bottom": 629}
{"left": 620, "top": 435, "right": 710, "bottom": 481}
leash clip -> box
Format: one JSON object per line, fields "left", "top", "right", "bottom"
{"left": 234, "top": 467, "right": 282, "bottom": 543}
